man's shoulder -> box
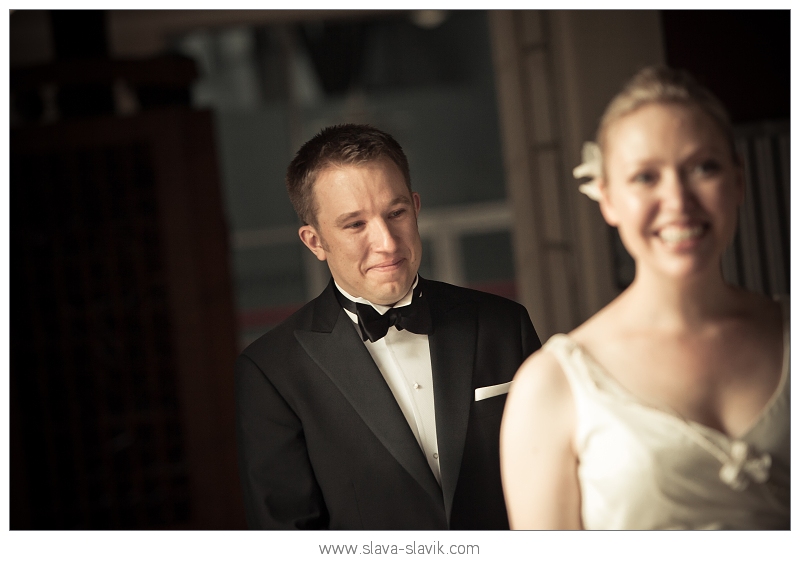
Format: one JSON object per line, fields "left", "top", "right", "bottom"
{"left": 423, "top": 278, "right": 527, "bottom": 315}
{"left": 240, "top": 297, "right": 320, "bottom": 359}
{"left": 424, "top": 277, "right": 521, "bottom": 304}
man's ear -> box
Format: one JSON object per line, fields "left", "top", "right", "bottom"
{"left": 597, "top": 180, "right": 619, "bottom": 227}
{"left": 298, "top": 224, "right": 327, "bottom": 261}
{"left": 412, "top": 191, "right": 421, "bottom": 216}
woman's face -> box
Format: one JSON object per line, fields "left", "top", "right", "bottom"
{"left": 600, "top": 102, "right": 743, "bottom": 280}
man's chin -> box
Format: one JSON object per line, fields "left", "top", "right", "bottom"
{"left": 365, "top": 278, "right": 414, "bottom": 305}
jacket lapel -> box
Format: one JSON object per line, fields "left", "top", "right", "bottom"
{"left": 294, "top": 282, "right": 443, "bottom": 506}
{"left": 424, "top": 279, "right": 477, "bottom": 524}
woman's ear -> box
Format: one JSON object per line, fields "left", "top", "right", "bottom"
{"left": 597, "top": 180, "right": 619, "bottom": 227}
{"left": 733, "top": 157, "right": 746, "bottom": 207}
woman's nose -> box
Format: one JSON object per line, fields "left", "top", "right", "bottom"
{"left": 661, "top": 170, "right": 698, "bottom": 212}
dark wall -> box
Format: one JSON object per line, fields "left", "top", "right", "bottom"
{"left": 10, "top": 10, "right": 244, "bottom": 529}
{"left": 661, "top": 10, "right": 789, "bottom": 124}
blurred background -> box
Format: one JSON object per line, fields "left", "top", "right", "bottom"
{"left": 9, "top": 10, "right": 789, "bottom": 529}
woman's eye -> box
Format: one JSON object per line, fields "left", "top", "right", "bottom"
{"left": 694, "top": 159, "right": 721, "bottom": 176}
{"left": 632, "top": 171, "right": 657, "bottom": 185}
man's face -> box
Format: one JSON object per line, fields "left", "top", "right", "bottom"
{"left": 299, "top": 158, "right": 422, "bottom": 305}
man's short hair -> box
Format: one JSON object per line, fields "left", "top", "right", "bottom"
{"left": 286, "top": 124, "right": 412, "bottom": 226}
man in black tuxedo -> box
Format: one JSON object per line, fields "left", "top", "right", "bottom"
{"left": 235, "top": 124, "right": 540, "bottom": 529}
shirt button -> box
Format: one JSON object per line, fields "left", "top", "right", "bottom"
{"left": 433, "top": 453, "right": 439, "bottom": 459}
{"left": 413, "top": 382, "right": 421, "bottom": 390}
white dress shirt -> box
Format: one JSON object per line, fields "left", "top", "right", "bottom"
{"left": 335, "top": 278, "right": 441, "bottom": 485}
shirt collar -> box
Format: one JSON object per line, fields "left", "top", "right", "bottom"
{"left": 334, "top": 275, "right": 418, "bottom": 315}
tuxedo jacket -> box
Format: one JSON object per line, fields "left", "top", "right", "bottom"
{"left": 235, "top": 277, "right": 540, "bottom": 529}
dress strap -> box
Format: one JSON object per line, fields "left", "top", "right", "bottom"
{"left": 778, "top": 295, "right": 790, "bottom": 376}
{"left": 543, "top": 333, "right": 609, "bottom": 397}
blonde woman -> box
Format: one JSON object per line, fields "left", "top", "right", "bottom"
{"left": 500, "top": 67, "right": 789, "bottom": 530}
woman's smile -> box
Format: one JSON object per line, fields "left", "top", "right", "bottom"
{"left": 655, "top": 222, "right": 709, "bottom": 247}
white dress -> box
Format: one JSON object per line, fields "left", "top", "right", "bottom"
{"left": 543, "top": 301, "right": 790, "bottom": 530}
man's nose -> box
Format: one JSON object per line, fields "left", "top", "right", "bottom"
{"left": 370, "top": 219, "right": 400, "bottom": 252}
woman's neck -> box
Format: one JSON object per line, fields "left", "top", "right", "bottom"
{"left": 622, "top": 264, "right": 741, "bottom": 332}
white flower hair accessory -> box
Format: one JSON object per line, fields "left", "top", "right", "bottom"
{"left": 572, "top": 141, "right": 603, "bottom": 202}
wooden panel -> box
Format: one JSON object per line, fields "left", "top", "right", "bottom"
{"left": 11, "top": 107, "right": 244, "bottom": 529}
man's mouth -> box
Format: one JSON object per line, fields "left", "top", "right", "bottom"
{"left": 369, "top": 259, "right": 405, "bottom": 271}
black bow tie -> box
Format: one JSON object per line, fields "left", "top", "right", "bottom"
{"left": 334, "top": 282, "right": 433, "bottom": 343}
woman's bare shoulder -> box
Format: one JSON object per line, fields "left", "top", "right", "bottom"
{"left": 504, "top": 344, "right": 577, "bottom": 449}
{"left": 513, "top": 347, "right": 569, "bottom": 396}
{"left": 502, "top": 343, "right": 582, "bottom": 529}
{"left": 717, "top": 287, "right": 784, "bottom": 346}
{"left": 735, "top": 287, "right": 783, "bottom": 321}
{"left": 507, "top": 345, "right": 578, "bottom": 431}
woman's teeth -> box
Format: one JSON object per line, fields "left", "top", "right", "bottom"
{"left": 658, "top": 225, "right": 705, "bottom": 243}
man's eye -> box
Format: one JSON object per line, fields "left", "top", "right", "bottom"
{"left": 389, "top": 209, "right": 406, "bottom": 218}
{"left": 346, "top": 221, "right": 365, "bottom": 229}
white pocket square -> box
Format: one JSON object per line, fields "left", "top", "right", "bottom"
{"left": 474, "top": 381, "right": 511, "bottom": 401}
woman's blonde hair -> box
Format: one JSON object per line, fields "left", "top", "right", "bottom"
{"left": 597, "top": 66, "right": 738, "bottom": 167}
